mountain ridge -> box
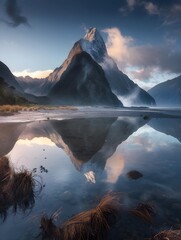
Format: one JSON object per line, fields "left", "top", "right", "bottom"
{"left": 49, "top": 51, "right": 122, "bottom": 106}
{"left": 148, "top": 75, "right": 181, "bottom": 106}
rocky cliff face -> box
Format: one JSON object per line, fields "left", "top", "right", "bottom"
{"left": 49, "top": 51, "right": 122, "bottom": 107}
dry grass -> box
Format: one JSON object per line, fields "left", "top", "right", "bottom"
{"left": 130, "top": 202, "right": 155, "bottom": 224}
{"left": 0, "top": 157, "right": 12, "bottom": 220}
{"left": 63, "top": 193, "right": 120, "bottom": 240}
{"left": 11, "top": 169, "right": 36, "bottom": 212}
{"left": 0, "top": 156, "right": 12, "bottom": 187}
{"left": 148, "top": 230, "right": 181, "bottom": 240}
{"left": 40, "top": 193, "right": 120, "bottom": 240}
{"left": 40, "top": 215, "right": 63, "bottom": 240}
{"left": 0, "top": 156, "right": 42, "bottom": 220}
{"left": 0, "top": 104, "right": 77, "bottom": 114}
{"left": 0, "top": 191, "right": 11, "bottom": 221}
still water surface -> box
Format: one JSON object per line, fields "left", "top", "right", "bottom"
{"left": 0, "top": 116, "right": 181, "bottom": 239}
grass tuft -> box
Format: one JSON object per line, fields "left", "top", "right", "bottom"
{"left": 0, "top": 156, "right": 42, "bottom": 221}
{"left": 148, "top": 230, "right": 181, "bottom": 240}
{"left": 40, "top": 193, "right": 120, "bottom": 240}
{"left": 130, "top": 202, "right": 155, "bottom": 224}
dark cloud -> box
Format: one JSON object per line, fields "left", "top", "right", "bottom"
{"left": 130, "top": 45, "right": 181, "bottom": 74}
{"left": 5, "top": 0, "right": 29, "bottom": 27}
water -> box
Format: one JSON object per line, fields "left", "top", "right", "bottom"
{"left": 0, "top": 116, "right": 181, "bottom": 239}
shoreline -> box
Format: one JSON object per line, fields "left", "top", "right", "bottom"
{"left": 0, "top": 107, "right": 181, "bottom": 123}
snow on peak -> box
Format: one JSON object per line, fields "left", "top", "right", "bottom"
{"left": 79, "top": 27, "right": 107, "bottom": 62}
{"left": 84, "top": 28, "right": 102, "bottom": 42}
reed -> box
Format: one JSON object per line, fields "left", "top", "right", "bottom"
{"left": 40, "top": 215, "right": 63, "bottom": 240}
{"left": 130, "top": 202, "right": 155, "bottom": 224}
{"left": 149, "top": 230, "right": 181, "bottom": 240}
{"left": 0, "top": 156, "right": 12, "bottom": 187}
{"left": 40, "top": 193, "right": 120, "bottom": 240}
{"left": 11, "top": 169, "right": 36, "bottom": 212}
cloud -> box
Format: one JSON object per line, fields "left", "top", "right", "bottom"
{"left": 144, "top": 2, "right": 159, "bottom": 15}
{"left": 130, "top": 68, "right": 153, "bottom": 81}
{"left": 104, "top": 27, "right": 181, "bottom": 89}
{"left": 119, "top": 0, "right": 139, "bottom": 14}
{"left": 5, "top": 0, "right": 29, "bottom": 27}
{"left": 104, "top": 27, "right": 181, "bottom": 75}
{"left": 105, "top": 152, "right": 124, "bottom": 183}
{"left": 13, "top": 69, "right": 52, "bottom": 78}
{"left": 163, "top": 4, "right": 181, "bottom": 25}
{"left": 127, "top": 0, "right": 137, "bottom": 10}
{"left": 171, "top": 4, "right": 181, "bottom": 15}
{"left": 120, "top": 0, "right": 159, "bottom": 15}
{"left": 103, "top": 28, "right": 133, "bottom": 69}
{"left": 18, "top": 137, "right": 55, "bottom": 147}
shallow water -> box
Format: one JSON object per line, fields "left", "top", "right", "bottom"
{"left": 0, "top": 115, "right": 181, "bottom": 239}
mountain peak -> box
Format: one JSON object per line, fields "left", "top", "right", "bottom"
{"left": 78, "top": 27, "right": 107, "bottom": 62}
{"left": 84, "top": 28, "right": 101, "bottom": 41}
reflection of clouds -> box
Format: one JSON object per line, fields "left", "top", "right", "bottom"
{"left": 131, "top": 133, "right": 155, "bottom": 152}
{"left": 105, "top": 152, "right": 124, "bottom": 183}
{"left": 128, "top": 125, "right": 178, "bottom": 152}
{"left": 17, "top": 137, "right": 56, "bottom": 147}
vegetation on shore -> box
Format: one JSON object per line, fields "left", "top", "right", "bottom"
{"left": 0, "top": 77, "right": 28, "bottom": 105}
{"left": 0, "top": 104, "right": 78, "bottom": 115}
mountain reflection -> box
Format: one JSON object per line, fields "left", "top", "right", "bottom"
{"left": 81, "top": 117, "right": 147, "bottom": 182}
{"left": 0, "top": 122, "right": 26, "bottom": 157}
{"left": 149, "top": 118, "right": 181, "bottom": 142}
{"left": 0, "top": 117, "right": 148, "bottom": 181}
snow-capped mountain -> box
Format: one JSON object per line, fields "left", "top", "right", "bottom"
{"left": 49, "top": 51, "right": 122, "bottom": 107}
{"left": 148, "top": 75, "right": 181, "bottom": 106}
{"left": 48, "top": 28, "right": 155, "bottom": 106}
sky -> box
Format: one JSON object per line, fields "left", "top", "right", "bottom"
{"left": 0, "top": 0, "right": 181, "bottom": 89}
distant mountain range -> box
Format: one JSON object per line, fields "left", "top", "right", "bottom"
{"left": 0, "top": 28, "right": 180, "bottom": 107}
{"left": 148, "top": 75, "right": 181, "bottom": 107}
{"left": 16, "top": 75, "right": 49, "bottom": 96}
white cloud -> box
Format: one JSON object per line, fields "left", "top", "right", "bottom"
{"left": 13, "top": 69, "right": 52, "bottom": 78}
{"left": 104, "top": 27, "right": 181, "bottom": 89}
{"left": 103, "top": 28, "right": 132, "bottom": 69}
{"left": 144, "top": 2, "right": 159, "bottom": 15}
{"left": 105, "top": 152, "right": 124, "bottom": 183}
{"left": 17, "top": 137, "right": 55, "bottom": 147}
{"left": 171, "top": 4, "right": 181, "bottom": 14}
{"left": 130, "top": 68, "right": 153, "bottom": 81}
{"left": 127, "top": 0, "right": 137, "bottom": 10}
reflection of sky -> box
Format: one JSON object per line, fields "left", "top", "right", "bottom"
{"left": 2, "top": 120, "right": 181, "bottom": 239}
{"left": 108, "top": 124, "right": 181, "bottom": 206}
